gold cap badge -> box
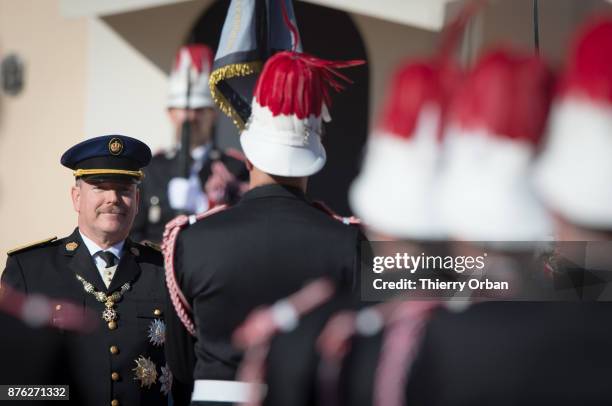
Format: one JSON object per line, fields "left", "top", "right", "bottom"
{"left": 65, "top": 241, "right": 79, "bottom": 252}
{"left": 108, "top": 138, "right": 124, "bottom": 155}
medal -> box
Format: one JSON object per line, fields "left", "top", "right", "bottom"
{"left": 102, "top": 299, "right": 117, "bottom": 322}
{"left": 133, "top": 356, "right": 158, "bottom": 388}
{"left": 148, "top": 319, "right": 166, "bottom": 346}
{"left": 159, "top": 364, "right": 172, "bottom": 396}
{"left": 75, "top": 275, "right": 131, "bottom": 327}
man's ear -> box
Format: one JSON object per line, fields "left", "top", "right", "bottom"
{"left": 71, "top": 184, "right": 81, "bottom": 213}
{"left": 245, "top": 159, "right": 254, "bottom": 171}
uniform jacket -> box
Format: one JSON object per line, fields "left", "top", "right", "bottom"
{"left": 165, "top": 184, "right": 367, "bottom": 402}
{"left": 0, "top": 313, "right": 70, "bottom": 406}
{"left": 131, "top": 149, "right": 248, "bottom": 244}
{"left": 2, "top": 229, "right": 169, "bottom": 406}
{"left": 405, "top": 302, "right": 612, "bottom": 406}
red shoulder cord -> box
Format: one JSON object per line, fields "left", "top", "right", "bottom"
{"left": 373, "top": 301, "right": 440, "bottom": 406}
{"left": 311, "top": 201, "right": 361, "bottom": 225}
{"left": 162, "top": 205, "right": 228, "bottom": 336}
{"left": 315, "top": 301, "right": 440, "bottom": 406}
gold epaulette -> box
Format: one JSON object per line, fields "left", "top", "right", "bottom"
{"left": 7, "top": 236, "right": 58, "bottom": 256}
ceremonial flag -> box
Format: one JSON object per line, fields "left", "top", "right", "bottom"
{"left": 209, "top": 0, "right": 302, "bottom": 130}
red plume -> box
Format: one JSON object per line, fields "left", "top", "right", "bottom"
{"left": 376, "top": 0, "right": 483, "bottom": 140}
{"left": 561, "top": 16, "right": 612, "bottom": 104}
{"left": 254, "top": 51, "right": 365, "bottom": 119}
{"left": 450, "top": 49, "right": 555, "bottom": 145}
{"left": 378, "top": 62, "right": 444, "bottom": 139}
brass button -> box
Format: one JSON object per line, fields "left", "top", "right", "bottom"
{"left": 55, "top": 304, "right": 62, "bottom": 311}
{"left": 111, "top": 400, "right": 119, "bottom": 406}
{"left": 153, "top": 309, "right": 162, "bottom": 317}
{"left": 108, "top": 321, "right": 117, "bottom": 330}
{"left": 111, "top": 372, "right": 120, "bottom": 381}
{"left": 109, "top": 345, "right": 119, "bottom": 355}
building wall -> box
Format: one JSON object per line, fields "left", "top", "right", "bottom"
{"left": 86, "top": 0, "right": 212, "bottom": 154}
{"left": 0, "top": 0, "right": 88, "bottom": 267}
{"left": 352, "top": 13, "right": 438, "bottom": 125}
{"left": 478, "top": 0, "right": 612, "bottom": 67}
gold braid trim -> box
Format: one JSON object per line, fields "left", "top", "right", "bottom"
{"left": 209, "top": 61, "right": 263, "bottom": 131}
{"left": 73, "top": 169, "right": 144, "bottom": 180}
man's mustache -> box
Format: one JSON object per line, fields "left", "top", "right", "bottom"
{"left": 97, "top": 206, "right": 126, "bottom": 215}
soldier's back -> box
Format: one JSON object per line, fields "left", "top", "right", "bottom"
{"left": 176, "top": 184, "right": 364, "bottom": 380}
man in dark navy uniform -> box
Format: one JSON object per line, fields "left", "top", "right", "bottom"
{"left": 164, "top": 51, "right": 366, "bottom": 405}
{"left": 131, "top": 44, "right": 247, "bottom": 244}
{"left": 2, "top": 135, "right": 170, "bottom": 406}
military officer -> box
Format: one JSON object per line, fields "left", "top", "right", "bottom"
{"left": 2, "top": 135, "right": 170, "bottom": 406}
{"left": 131, "top": 44, "right": 248, "bottom": 244}
{"left": 163, "top": 50, "right": 366, "bottom": 405}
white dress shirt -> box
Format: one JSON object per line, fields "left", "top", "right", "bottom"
{"left": 79, "top": 231, "right": 125, "bottom": 288}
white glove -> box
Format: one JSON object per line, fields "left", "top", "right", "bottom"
{"left": 168, "top": 176, "right": 209, "bottom": 213}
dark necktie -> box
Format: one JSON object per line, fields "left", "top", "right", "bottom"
{"left": 98, "top": 251, "right": 118, "bottom": 268}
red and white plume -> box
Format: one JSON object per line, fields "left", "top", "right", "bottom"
{"left": 535, "top": 17, "right": 612, "bottom": 229}
{"left": 349, "top": 60, "right": 450, "bottom": 239}
{"left": 348, "top": 0, "right": 483, "bottom": 240}
{"left": 240, "top": 51, "right": 364, "bottom": 177}
{"left": 168, "top": 44, "right": 215, "bottom": 109}
{"left": 438, "top": 48, "right": 555, "bottom": 241}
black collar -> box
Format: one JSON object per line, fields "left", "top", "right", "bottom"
{"left": 63, "top": 228, "right": 140, "bottom": 293}
{"left": 239, "top": 184, "right": 308, "bottom": 204}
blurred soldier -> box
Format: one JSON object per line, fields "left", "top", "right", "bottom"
{"left": 164, "top": 50, "right": 365, "bottom": 405}
{"left": 534, "top": 17, "right": 612, "bottom": 301}
{"left": 2, "top": 135, "right": 170, "bottom": 406}
{"left": 405, "top": 41, "right": 612, "bottom": 405}
{"left": 535, "top": 17, "right": 612, "bottom": 243}
{"left": 0, "top": 285, "right": 97, "bottom": 405}
{"left": 436, "top": 50, "right": 553, "bottom": 241}
{"left": 131, "top": 44, "right": 248, "bottom": 244}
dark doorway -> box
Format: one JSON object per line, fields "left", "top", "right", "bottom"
{"left": 189, "top": 0, "right": 369, "bottom": 215}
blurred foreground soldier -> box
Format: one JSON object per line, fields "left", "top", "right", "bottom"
{"left": 534, "top": 17, "right": 612, "bottom": 298}
{"left": 2, "top": 135, "right": 170, "bottom": 406}
{"left": 535, "top": 17, "right": 612, "bottom": 242}
{"left": 350, "top": 60, "right": 451, "bottom": 241}
{"left": 0, "top": 286, "right": 96, "bottom": 405}
{"left": 132, "top": 44, "right": 248, "bottom": 244}
{"left": 164, "top": 50, "right": 365, "bottom": 405}
{"left": 437, "top": 50, "right": 553, "bottom": 241}
{"left": 405, "top": 44, "right": 612, "bottom": 405}
{"left": 334, "top": 57, "right": 457, "bottom": 406}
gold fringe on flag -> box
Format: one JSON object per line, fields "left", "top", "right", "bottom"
{"left": 209, "top": 61, "right": 262, "bottom": 131}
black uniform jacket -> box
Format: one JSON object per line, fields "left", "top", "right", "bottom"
{"left": 165, "top": 184, "right": 366, "bottom": 400}
{"left": 263, "top": 293, "right": 368, "bottom": 406}
{"left": 0, "top": 312, "right": 70, "bottom": 406}
{"left": 131, "top": 149, "right": 248, "bottom": 244}
{"left": 1, "top": 229, "right": 169, "bottom": 406}
{"left": 405, "top": 302, "right": 612, "bottom": 406}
